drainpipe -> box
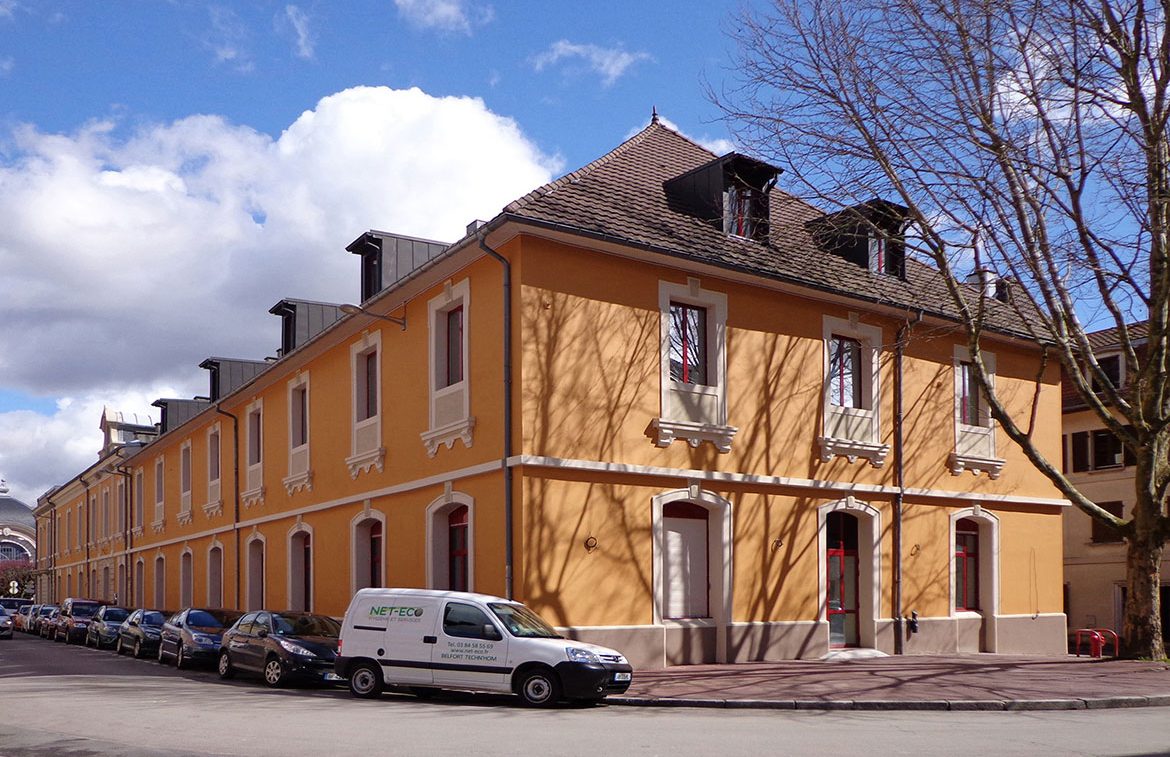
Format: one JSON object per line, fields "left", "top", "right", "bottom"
{"left": 106, "top": 463, "right": 133, "bottom": 604}
{"left": 80, "top": 474, "right": 91, "bottom": 597}
{"left": 215, "top": 405, "right": 242, "bottom": 609}
{"left": 477, "top": 230, "right": 515, "bottom": 600}
{"left": 893, "top": 310, "right": 922, "bottom": 655}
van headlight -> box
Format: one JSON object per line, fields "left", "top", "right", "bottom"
{"left": 278, "top": 638, "right": 316, "bottom": 657}
{"left": 566, "top": 647, "right": 600, "bottom": 664}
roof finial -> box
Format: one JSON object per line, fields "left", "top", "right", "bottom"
{"left": 651, "top": 106, "right": 660, "bottom": 125}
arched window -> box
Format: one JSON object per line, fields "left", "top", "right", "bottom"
{"left": 247, "top": 538, "right": 265, "bottom": 610}
{"left": 208, "top": 546, "right": 223, "bottom": 608}
{"left": 179, "top": 551, "right": 193, "bottom": 607}
{"left": 153, "top": 556, "right": 165, "bottom": 607}
{"left": 955, "top": 518, "right": 980, "bottom": 611}
{"left": 369, "top": 521, "right": 382, "bottom": 588}
{"left": 448, "top": 506, "right": 468, "bottom": 592}
{"left": 289, "top": 530, "right": 312, "bottom": 611}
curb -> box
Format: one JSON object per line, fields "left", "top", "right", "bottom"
{"left": 606, "top": 694, "right": 1170, "bottom": 712}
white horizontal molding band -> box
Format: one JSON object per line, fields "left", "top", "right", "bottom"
{"left": 509, "top": 455, "right": 1069, "bottom": 508}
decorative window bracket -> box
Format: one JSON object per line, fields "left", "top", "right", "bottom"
{"left": 947, "top": 452, "right": 1005, "bottom": 479}
{"left": 818, "top": 436, "right": 890, "bottom": 468}
{"left": 650, "top": 418, "right": 737, "bottom": 453}
{"left": 282, "top": 470, "right": 314, "bottom": 496}
{"left": 202, "top": 500, "right": 223, "bottom": 518}
{"left": 176, "top": 511, "right": 194, "bottom": 527}
{"left": 421, "top": 417, "right": 476, "bottom": 458}
{"left": 346, "top": 447, "right": 385, "bottom": 480}
{"left": 241, "top": 486, "right": 265, "bottom": 509}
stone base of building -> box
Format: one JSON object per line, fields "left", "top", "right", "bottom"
{"left": 561, "top": 613, "right": 1068, "bottom": 670}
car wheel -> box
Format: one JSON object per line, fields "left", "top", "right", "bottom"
{"left": 517, "top": 668, "right": 561, "bottom": 707}
{"left": 263, "top": 657, "right": 288, "bottom": 688}
{"left": 157, "top": 643, "right": 168, "bottom": 664}
{"left": 217, "top": 650, "right": 235, "bottom": 680}
{"left": 133, "top": 639, "right": 143, "bottom": 659}
{"left": 348, "top": 662, "right": 383, "bottom": 699}
{"left": 116, "top": 637, "right": 124, "bottom": 655}
{"left": 175, "top": 644, "right": 189, "bottom": 670}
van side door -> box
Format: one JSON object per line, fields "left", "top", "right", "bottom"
{"left": 432, "top": 601, "right": 510, "bottom": 692}
{"left": 361, "top": 596, "right": 439, "bottom": 685}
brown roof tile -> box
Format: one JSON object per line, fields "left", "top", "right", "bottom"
{"left": 505, "top": 122, "right": 1042, "bottom": 339}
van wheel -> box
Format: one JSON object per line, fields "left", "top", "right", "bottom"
{"left": 349, "top": 662, "right": 383, "bottom": 699}
{"left": 217, "top": 650, "right": 235, "bottom": 680}
{"left": 518, "top": 668, "right": 561, "bottom": 707}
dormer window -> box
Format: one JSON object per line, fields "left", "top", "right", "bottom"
{"left": 664, "top": 153, "right": 780, "bottom": 244}
{"left": 810, "top": 200, "right": 909, "bottom": 280}
{"left": 1094, "top": 354, "right": 1122, "bottom": 392}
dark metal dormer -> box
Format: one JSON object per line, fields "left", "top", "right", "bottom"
{"left": 807, "top": 199, "right": 910, "bottom": 279}
{"left": 347, "top": 230, "right": 450, "bottom": 303}
{"left": 663, "top": 153, "right": 781, "bottom": 242}
{"left": 151, "top": 398, "right": 212, "bottom": 434}
{"left": 269, "top": 298, "right": 345, "bottom": 357}
{"left": 198, "top": 357, "right": 271, "bottom": 402}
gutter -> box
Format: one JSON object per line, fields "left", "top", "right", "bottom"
{"left": 893, "top": 310, "right": 923, "bottom": 655}
{"left": 214, "top": 405, "right": 242, "bottom": 609}
{"left": 477, "top": 230, "right": 515, "bottom": 600}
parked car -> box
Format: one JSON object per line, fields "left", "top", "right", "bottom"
{"left": 158, "top": 608, "right": 243, "bottom": 669}
{"left": 13, "top": 605, "right": 33, "bottom": 632}
{"left": 116, "top": 609, "right": 168, "bottom": 658}
{"left": 39, "top": 607, "right": 62, "bottom": 640}
{"left": 59, "top": 597, "right": 103, "bottom": 645}
{"left": 27, "top": 604, "right": 46, "bottom": 634}
{"left": 85, "top": 606, "right": 130, "bottom": 649}
{"left": 0, "top": 608, "right": 13, "bottom": 639}
{"left": 0, "top": 598, "right": 33, "bottom": 614}
{"left": 218, "top": 611, "right": 343, "bottom": 688}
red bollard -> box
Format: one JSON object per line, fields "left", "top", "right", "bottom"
{"left": 1089, "top": 630, "right": 1103, "bottom": 658}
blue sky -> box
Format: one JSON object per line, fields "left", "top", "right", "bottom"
{"left": 0, "top": 0, "right": 748, "bottom": 504}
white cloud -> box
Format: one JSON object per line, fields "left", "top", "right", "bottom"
{"left": 0, "top": 86, "right": 558, "bottom": 503}
{"left": 206, "top": 5, "right": 254, "bottom": 72}
{"left": 626, "top": 115, "right": 736, "bottom": 157}
{"left": 393, "top": 0, "right": 493, "bottom": 35}
{"left": 0, "top": 1, "right": 16, "bottom": 20}
{"left": 0, "top": 57, "right": 12, "bottom": 76}
{"left": 282, "top": 4, "right": 315, "bottom": 60}
{"left": 532, "top": 40, "right": 652, "bottom": 87}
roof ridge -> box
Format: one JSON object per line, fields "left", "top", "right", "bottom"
{"left": 505, "top": 121, "right": 710, "bottom": 213}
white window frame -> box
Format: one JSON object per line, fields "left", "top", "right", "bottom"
{"left": 179, "top": 547, "right": 194, "bottom": 608}
{"left": 101, "top": 487, "right": 111, "bottom": 540}
{"left": 205, "top": 423, "right": 223, "bottom": 517}
{"left": 206, "top": 538, "right": 225, "bottom": 608}
{"left": 153, "top": 553, "right": 166, "bottom": 608}
{"left": 819, "top": 314, "right": 887, "bottom": 466}
{"left": 425, "top": 490, "right": 475, "bottom": 593}
{"left": 286, "top": 520, "right": 315, "bottom": 612}
{"left": 133, "top": 468, "right": 145, "bottom": 537}
{"left": 116, "top": 479, "right": 126, "bottom": 538}
{"left": 347, "top": 331, "right": 385, "bottom": 478}
{"left": 948, "top": 505, "right": 1001, "bottom": 652}
{"left": 246, "top": 531, "right": 266, "bottom": 611}
{"left": 152, "top": 457, "right": 166, "bottom": 533}
{"left": 350, "top": 505, "right": 388, "bottom": 595}
{"left": 178, "top": 439, "right": 193, "bottom": 524}
{"left": 651, "top": 278, "right": 736, "bottom": 452}
{"left": 284, "top": 372, "right": 313, "bottom": 495}
{"left": 242, "top": 398, "right": 265, "bottom": 507}
{"left": 948, "top": 346, "right": 1005, "bottom": 478}
{"left": 422, "top": 278, "right": 475, "bottom": 457}
{"left": 816, "top": 496, "right": 882, "bottom": 650}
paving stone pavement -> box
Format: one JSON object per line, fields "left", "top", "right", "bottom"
{"left": 609, "top": 654, "right": 1170, "bottom": 711}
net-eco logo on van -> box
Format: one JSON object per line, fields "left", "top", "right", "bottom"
{"left": 369, "top": 605, "right": 425, "bottom": 620}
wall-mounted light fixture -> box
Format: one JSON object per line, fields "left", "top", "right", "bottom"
{"left": 340, "top": 303, "right": 407, "bottom": 331}
{"left": 771, "top": 538, "right": 784, "bottom": 551}
{"left": 583, "top": 535, "right": 598, "bottom": 553}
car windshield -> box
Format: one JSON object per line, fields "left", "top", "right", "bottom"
{"left": 488, "top": 603, "right": 562, "bottom": 639}
{"left": 38, "top": 607, "right": 56, "bottom": 617}
{"left": 72, "top": 603, "right": 100, "bottom": 617}
{"left": 272, "top": 614, "right": 340, "bottom": 637}
{"left": 103, "top": 608, "right": 129, "bottom": 622}
{"left": 186, "top": 610, "right": 237, "bottom": 629}
{"left": 142, "top": 611, "right": 166, "bottom": 626}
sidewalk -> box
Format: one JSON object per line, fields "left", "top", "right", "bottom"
{"left": 609, "top": 654, "right": 1170, "bottom": 711}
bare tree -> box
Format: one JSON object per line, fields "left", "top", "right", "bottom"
{"left": 718, "top": 0, "right": 1170, "bottom": 657}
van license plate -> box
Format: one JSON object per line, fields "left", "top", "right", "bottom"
{"left": 614, "top": 672, "right": 632, "bottom": 682}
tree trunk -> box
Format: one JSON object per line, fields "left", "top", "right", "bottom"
{"left": 1123, "top": 536, "right": 1165, "bottom": 658}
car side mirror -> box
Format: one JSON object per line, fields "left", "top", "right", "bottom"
{"left": 257, "top": 628, "right": 268, "bottom": 638}
{"left": 129, "top": 620, "right": 139, "bottom": 627}
{"left": 483, "top": 625, "right": 502, "bottom": 641}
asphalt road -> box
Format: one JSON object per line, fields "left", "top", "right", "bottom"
{"left": 2, "top": 633, "right": 1170, "bottom": 756}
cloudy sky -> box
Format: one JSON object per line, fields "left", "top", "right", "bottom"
{"left": 0, "top": 0, "right": 742, "bottom": 505}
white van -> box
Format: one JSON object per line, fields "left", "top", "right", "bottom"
{"left": 335, "top": 588, "right": 633, "bottom": 706}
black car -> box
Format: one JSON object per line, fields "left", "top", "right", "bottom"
{"left": 29, "top": 604, "right": 56, "bottom": 635}
{"left": 218, "top": 611, "right": 343, "bottom": 688}
{"left": 116, "top": 609, "right": 169, "bottom": 658}
{"left": 85, "top": 606, "right": 130, "bottom": 649}
{"left": 40, "top": 607, "right": 62, "bottom": 640}
{"left": 158, "top": 608, "right": 243, "bottom": 669}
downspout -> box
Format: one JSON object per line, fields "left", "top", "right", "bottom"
{"left": 215, "top": 405, "right": 242, "bottom": 609}
{"left": 477, "top": 231, "right": 515, "bottom": 600}
{"left": 80, "top": 474, "right": 91, "bottom": 597}
{"left": 107, "top": 463, "right": 133, "bottom": 604}
{"left": 893, "top": 310, "right": 922, "bottom": 655}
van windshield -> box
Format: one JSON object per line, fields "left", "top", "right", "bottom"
{"left": 488, "top": 603, "right": 562, "bottom": 639}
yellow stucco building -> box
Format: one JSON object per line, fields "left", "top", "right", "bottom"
{"left": 35, "top": 120, "right": 1068, "bottom": 667}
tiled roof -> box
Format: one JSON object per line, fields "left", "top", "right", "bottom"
{"left": 505, "top": 121, "right": 1040, "bottom": 338}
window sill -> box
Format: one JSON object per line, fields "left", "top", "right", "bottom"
{"left": 150, "top": 519, "right": 166, "bottom": 534}
{"left": 176, "top": 510, "right": 193, "bottom": 527}
{"left": 421, "top": 417, "right": 476, "bottom": 458}
{"left": 131, "top": 526, "right": 144, "bottom": 538}
{"left": 818, "top": 436, "right": 889, "bottom": 467}
{"left": 202, "top": 500, "right": 223, "bottom": 518}
{"left": 282, "top": 469, "right": 313, "bottom": 496}
{"left": 241, "top": 486, "right": 265, "bottom": 509}
{"left": 947, "top": 452, "right": 1005, "bottom": 479}
{"left": 346, "top": 447, "right": 385, "bottom": 480}
{"left": 650, "top": 418, "right": 737, "bottom": 453}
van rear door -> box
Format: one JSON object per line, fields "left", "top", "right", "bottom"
{"left": 362, "top": 595, "right": 440, "bottom": 685}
